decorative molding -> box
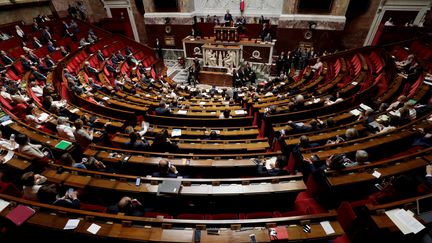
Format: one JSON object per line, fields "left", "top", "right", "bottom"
{"left": 278, "top": 14, "right": 346, "bottom": 30}
{"left": 194, "top": 0, "right": 283, "bottom": 16}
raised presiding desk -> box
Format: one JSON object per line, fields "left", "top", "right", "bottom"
{"left": 183, "top": 35, "right": 275, "bottom": 65}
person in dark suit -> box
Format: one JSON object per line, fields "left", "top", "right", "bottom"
{"left": 32, "top": 37, "right": 43, "bottom": 49}
{"left": 260, "top": 23, "right": 270, "bottom": 41}
{"left": 0, "top": 51, "right": 13, "bottom": 65}
{"left": 53, "top": 188, "right": 80, "bottom": 209}
{"left": 224, "top": 10, "right": 233, "bottom": 26}
{"left": 124, "top": 132, "right": 149, "bottom": 150}
{"left": 150, "top": 133, "right": 179, "bottom": 153}
{"left": 44, "top": 55, "right": 55, "bottom": 68}
{"left": 426, "top": 165, "right": 432, "bottom": 188}
{"left": 152, "top": 159, "right": 180, "bottom": 178}
{"left": 155, "top": 102, "right": 171, "bottom": 115}
{"left": 20, "top": 55, "right": 32, "bottom": 71}
{"left": 155, "top": 38, "right": 163, "bottom": 60}
{"left": 96, "top": 50, "right": 105, "bottom": 62}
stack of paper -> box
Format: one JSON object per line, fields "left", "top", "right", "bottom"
{"left": 2, "top": 150, "right": 14, "bottom": 164}
{"left": 177, "top": 110, "right": 187, "bottom": 115}
{"left": 234, "top": 110, "right": 246, "bottom": 115}
{"left": 385, "top": 208, "right": 425, "bottom": 234}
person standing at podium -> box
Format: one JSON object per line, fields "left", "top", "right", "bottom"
{"left": 224, "top": 10, "right": 233, "bottom": 26}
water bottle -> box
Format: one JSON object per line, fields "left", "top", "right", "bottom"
{"left": 9, "top": 134, "right": 16, "bottom": 149}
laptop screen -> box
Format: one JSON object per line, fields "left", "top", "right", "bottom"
{"left": 417, "top": 195, "right": 432, "bottom": 214}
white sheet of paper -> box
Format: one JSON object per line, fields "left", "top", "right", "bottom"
{"left": 199, "top": 102, "right": 206, "bottom": 106}
{"left": 87, "top": 223, "right": 101, "bottom": 234}
{"left": 102, "top": 97, "right": 110, "bottom": 101}
{"left": 395, "top": 209, "right": 425, "bottom": 234}
{"left": 177, "top": 110, "right": 187, "bottom": 115}
{"left": 351, "top": 82, "right": 358, "bottom": 86}
{"left": 38, "top": 113, "right": 49, "bottom": 122}
{"left": 372, "top": 171, "right": 381, "bottom": 178}
{"left": 2, "top": 150, "right": 14, "bottom": 164}
{"left": 70, "top": 108, "right": 79, "bottom": 114}
{"left": 234, "top": 110, "right": 246, "bottom": 115}
{"left": 0, "top": 199, "right": 10, "bottom": 213}
{"left": 64, "top": 219, "right": 80, "bottom": 230}
{"left": 385, "top": 209, "right": 411, "bottom": 235}
{"left": 320, "top": 221, "right": 335, "bottom": 235}
{"left": 1, "top": 120, "right": 13, "bottom": 126}
{"left": 171, "top": 129, "right": 182, "bottom": 137}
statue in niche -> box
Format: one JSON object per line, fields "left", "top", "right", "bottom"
{"left": 206, "top": 49, "right": 217, "bottom": 66}
{"left": 218, "top": 51, "right": 223, "bottom": 66}
{"left": 223, "top": 51, "right": 236, "bottom": 69}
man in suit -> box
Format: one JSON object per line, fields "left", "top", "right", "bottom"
{"left": 152, "top": 159, "right": 180, "bottom": 178}
{"left": 1, "top": 51, "right": 13, "bottom": 65}
{"left": 32, "top": 66, "right": 47, "bottom": 81}
{"left": 20, "top": 55, "right": 32, "bottom": 71}
{"left": 224, "top": 10, "right": 233, "bottom": 26}
{"left": 155, "top": 38, "right": 163, "bottom": 60}
{"left": 32, "top": 37, "right": 43, "bottom": 49}
{"left": 44, "top": 55, "right": 55, "bottom": 68}
{"left": 426, "top": 165, "right": 432, "bottom": 188}
{"left": 96, "top": 50, "right": 105, "bottom": 62}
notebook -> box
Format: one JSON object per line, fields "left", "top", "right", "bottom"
{"left": 417, "top": 194, "right": 432, "bottom": 223}
{"left": 270, "top": 226, "right": 288, "bottom": 240}
{"left": 157, "top": 180, "right": 181, "bottom": 195}
{"left": 6, "top": 205, "right": 36, "bottom": 226}
{"left": 55, "top": 140, "right": 72, "bottom": 150}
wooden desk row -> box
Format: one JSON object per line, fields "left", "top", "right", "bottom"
{"left": 41, "top": 167, "right": 306, "bottom": 196}
{"left": 0, "top": 194, "right": 343, "bottom": 242}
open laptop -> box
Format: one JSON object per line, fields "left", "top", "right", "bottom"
{"left": 157, "top": 180, "right": 182, "bottom": 195}
{"left": 416, "top": 194, "right": 432, "bottom": 223}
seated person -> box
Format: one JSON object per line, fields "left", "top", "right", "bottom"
{"left": 354, "top": 150, "right": 370, "bottom": 165}
{"left": 256, "top": 155, "right": 288, "bottom": 176}
{"left": 123, "top": 132, "right": 149, "bottom": 150}
{"left": 53, "top": 188, "right": 80, "bottom": 209}
{"left": 152, "top": 159, "right": 180, "bottom": 178}
{"left": 150, "top": 132, "right": 179, "bottom": 152}
{"left": 155, "top": 102, "right": 171, "bottom": 115}
{"left": 107, "top": 196, "right": 144, "bottom": 216}
{"left": 15, "top": 134, "right": 49, "bottom": 163}
{"left": 326, "top": 153, "right": 357, "bottom": 170}
{"left": 21, "top": 171, "right": 57, "bottom": 203}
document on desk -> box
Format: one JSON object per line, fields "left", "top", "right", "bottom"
{"left": 87, "top": 223, "right": 101, "bottom": 234}
{"left": 385, "top": 208, "right": 425, "bottom": 234}
{"left": 38, "top": 112, "right": 50, "bottom": 122}
{"left": 64, "top": 219, "right": 80, "bottom": 230}
{"left": 320, "top": 221, "right": 335, "bottom": 235}
{"left": 177, "top": 110, "right": 187, "bottom": 115}
{"left": 2, "top": 150, "right": 14, "bottom": 164}
{"left": 0, "top": 199, "right": 10, "bottom": 213}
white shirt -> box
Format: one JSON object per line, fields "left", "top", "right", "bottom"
{"left": 57, "top": 124, "right": 76, "bottom": 141}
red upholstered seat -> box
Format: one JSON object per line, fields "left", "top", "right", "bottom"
{"left": 79, "top": 202, "right": 107, "bottom": 213}
{"left": 206, "top": 213, "right": 239, "bottom": 220}
{"left": 177, "top": 213, "right": 205, "bottom": 220}
{"left": 143, "top": 212, "right": 173, "bottom": 219}
{"left": 0, "top": 181, "right": 22, "bottom": 198}
{"left": 334, "top": 201, "right": 357, "bottom": 243}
